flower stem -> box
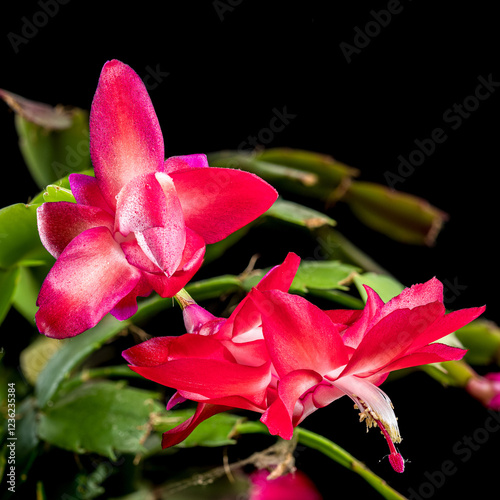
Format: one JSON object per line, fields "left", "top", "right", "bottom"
{"left": 174, "top": 288, "right": 196, "bottom": 310}
{"left": 235, "top": 421, "right": 408, "bottom": 500}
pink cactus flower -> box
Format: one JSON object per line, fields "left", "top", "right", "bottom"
{"left": 35, "top": 60, "right": 277, "bottom": 338}
{"left": 249, "top": 277, "right": 485, "bottom": 472}
{"left": 248, "top": 469, "right": 322, "bottom": 500}
{"left": 123, "top": 253, "right": 300, "bottom": 448}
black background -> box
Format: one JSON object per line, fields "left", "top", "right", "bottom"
{"left": 1, "top": 1, "right": 499, "bottom": 498}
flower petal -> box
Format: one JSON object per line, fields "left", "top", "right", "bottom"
{"left": 161, "top": 403, "right": 232, "bottom": 448}
{"left": 261, "top": 369, "right": 323, "bottom": 439}
{"left": 125, "top": 334, "right": 272, "bottom": 407}
{"left": 37, "top": 201, "right": 115, "bottom": 258}
{"left": 36, "top": 226, "right": 141, "bottom": 338}
{"left": 129, "top": 356, "right": 271, "bottom": 408}
{"left": 90, "top": 60, "right": 164, "bottom": 208}
{"left": 340, "top": 302, "right": 444, "bottom": 378}
{"left": 408, "top": 305, "right": 486, "bottom": 351}
{"left": 145, "top": 228, "right": 205, "bottom": 297}
{"left": 183, "top": 304, "right": 219, "bottom": 333}
{"left": 339, "top": 286, "right": 384, "bottom": 349}
{"left": 163, "top": 153, "right": 209, "bottom": 174}
{"left": 219, "top": 253, "right": 301, "bottom": 341}
{"left": 250, "top": 289, "right": 349, "bottom": 378}
{"left": 376, "top": 343, "right": 467, "bottom": 374}
{"left": 69, "top": 174, "right": 113, "bottom": 214}
{"left": 170, "top": 167, "right": 278, "bottom": 244}
{"left": 110, "top": 274, "right": 153, "bottom": 320}
{"left": 375, "top": 277, "right": 443, "bottom": 323}
{"left": 120, "top": 237, "right": 163, "bottom": 274}
{"left": 256, "top": 252, "right": 301, "bottom": 292}
{"left": 332, "top": 375, "right": 401, "bottom": 444}
{"left": 114, "top": 172, "right": 169, "bottom": 236}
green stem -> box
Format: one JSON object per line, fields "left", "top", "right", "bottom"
{"left": 420, "top": 359, "right": 476, "bottom": 388}
{"left": 174, "top": 288, "right": 196, "bottom": 310}
{"left": 314, "top": 226, "right": 393, "bottom": 276}
{"left": 235, "top": 421, "right": 407, "bottom": 500}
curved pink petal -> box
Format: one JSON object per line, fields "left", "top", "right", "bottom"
{"left": 257, "top": 252, "right": 301, "bottom": 292}
{"left": 161, "top": 403, "right": 232, "bottom": 449}
{"left": 36, "top": 226, "right": 141, "bottom": 338}
{"left": 261, "top": 369, "right": 323, "bottom": 439}
{"left": 136, "top": 226, "right": 185, "bottom": 277}
{"left": 110, "top": 274, "right": 153, "bottom": 320}
{"left": 128, "top": 354, "right": 271, "bottom": 408}
{"left": 37, "top": 201, "right": 114, "bottom": 258}
{"left": 163, "top": 153, "right": 209, "bottom": 174}
{"left": 183, "top": 304, "right": 220, "bottom": 334}
{"left": 120, "top": 237, "right": 163, "bottom": 274}
{"left": 331, "top": 375, "right": 401, "bottom": 446}
{"left": 375, "top": 343, "right": 467, "bottom": 375}
{"left": 341, "top": 302, "right": 444, "bottom": 378}
{"left": 221, "top": 339, "right": 270, "bottom": 368}
{"left": 124, "top": 334, "right": 231, "bottom": 367}
{"left": 323, "top": 309, "right": 363, "bottom": 327}
{"left": 166, "top": 391, "right": 187, "bottom": 410}
{"left": 123, "top": 172, "right": 187, "bottom": 275}
{"left": 170, "top": 167, "right": 278, "bottom": 244}
{"left": 375, "top": 277, "right": 443, "bottom": 323}
{"left": 250, "top": 289, "right": 349, "bottom": 378}
{"left": 114, "top": 172, "right": 169, "bottom": 236}
{"left": 145, "top": 229, "right": 205, "bottom": 297}
{"left": 340, "top": 286, "right": 384, "bottom": 349}
{"left": 90, "top": 60, "right": 164, "bottom": 208}
{"left": 408, "top": 305, "right": 486, "bottom": 351}
{"left": 68, "top": 174, "right": 113, "bottom": 214}
{"left": 218, "top": 252, "right": 301, "bottom": 341}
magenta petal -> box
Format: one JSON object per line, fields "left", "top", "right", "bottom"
{"left": 183, "top": 304, "right": 219, "bottom": 333}
{"left": 90, "top": 60, "right": 164, "bottom": 208}
{"left": 129, "top": 172, "right": 186, "bottom": 275}
{"left": 115, "top": 173, "right": 169, "bottom": 236}
{"left": 377, "top": 343, "right": 467, "bottom": 374}
{"left": 110, "top": 274, "right": 153, "bottom": 320}
{"left": 408, "top": 305, "right": 486, "bottom": 351}
{"left": 36, "top": 227, "right": 141, "bottom": 338}
{"left": 123, "top": 336, "right": 174, "bottom": 366}
{"left": 324, "top": 309, "right": 363, "bottom": 327}
{"left": 120, "top": 238, "right": 163, "bottom": 274}
{"left": 220, "top": 253, "right": 301, "bottom": 340}
{"left": 37, "top": 201, "right": 114, "bottom": 258}
{"left": 145, "top": 228, "right": 205, "bottom": 297}
{"left": 256, "top": 252, "right": 301, "bottom": 292}
{"left": 164, "top": 154, "right": 209, "bottom": 174}
{"left": 261, "top": 369, "right": 323, "bottom": 440}
{"left": 250, "top": 289, "right": 349, "bottom": 377}
{"left": 340, "top": 286, "right": 384, "bottom": 349}
{"left": 376, "top": 277, "right": 443, "bottom": 322}
{"left": 129, "top": 356, "right": 271, "bottom": 407}
{"left": 136, "top": 226, "right": 185, "bottom": 277}
{"left": 170, "top": 167, "right": 278, "bottom": 244}
{"left": 69, "top": 174, "right": 113, "bottom": 214}
{"left": 341, "top": 302, "right": 444, "bottom": 377}
{"left": 161, "top": 403, "right": 232, "bottom": 448}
